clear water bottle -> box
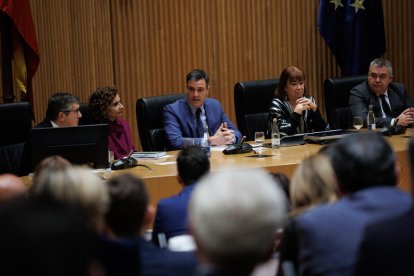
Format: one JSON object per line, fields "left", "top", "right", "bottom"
{"left": 200, "top": 126, "right": 211, "bottom": 157}
{"left": 271, "top": 118, "right": 281, "bottom": 148}
{"left": 367, "top": 105, "right": 376, "bottom": 131}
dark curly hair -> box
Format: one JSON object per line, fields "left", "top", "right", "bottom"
{"left": 88, "top": 87, "right": 118, "bottom": 123}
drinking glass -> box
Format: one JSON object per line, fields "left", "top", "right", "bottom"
{"left": 353, "top": 117, "right": 363, "bottom": 131}
{"left": 254, "top": 131, "right": 265, "bottom": 154}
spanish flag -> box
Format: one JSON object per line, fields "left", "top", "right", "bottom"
{"left": 0, "top": 0, "right": 39, "bottom": 111}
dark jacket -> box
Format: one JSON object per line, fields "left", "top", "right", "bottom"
{"left": 268, "top": 96, "right": 327, "bottom": 135}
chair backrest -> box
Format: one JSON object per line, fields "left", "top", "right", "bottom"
{"left": 78, "top": 102, "right": 94, "bottom": 125}
{"left": 0, "top": 102, "right": 32, "bottom": 176}
{"left": 136, "top": 94, "right": 185, "bottom": 151}
{"left": 324, "top": 75, "right": 367, "bottom": 129}
{"left": 234, "top": 79, "right": 279, "bottom": 141}
{"left": 0, "top": 102, "right": 32, "bottom": 145}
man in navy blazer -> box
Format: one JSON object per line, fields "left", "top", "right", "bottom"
{"left": 349, "top": 57, "right": 414, "bottom": 128}
{"left": 152, "top": 146, "right": 210, "bottom": 245}
{"left": 296, "top": 133, "right": 412, "bottom": 276}
{"left": 101, "top": 174, "right": 198, "bottom": 276}
{"left": 163, "top": 69, "right": 242, "bottom": 150}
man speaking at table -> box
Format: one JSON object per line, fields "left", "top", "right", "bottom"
{"left": 163, "top": 69, "right": 242, "bottom": 150}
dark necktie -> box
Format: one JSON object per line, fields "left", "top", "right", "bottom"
{"left": 379, "top": 94, "right": 392, "bottom": 117}
{"left": 196, "top": 108, "right": 204, "bottom": 138}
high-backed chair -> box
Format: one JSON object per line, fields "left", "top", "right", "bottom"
{"left": 0, "top": 102, "right": 32, "bottom": 175}
{"left": 136, "top": 94, "right": 185, "bottom": 151}
{"left": 78, "top": 102, "right": 94, "bottom": 125}
{"left": 234, "top": 79, "right": 279, "bottom": 141}
{"left": 324, "top": 75, "right": 367, "bottom": 129}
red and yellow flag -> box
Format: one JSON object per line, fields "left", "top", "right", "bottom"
{"left": 0, "top": 0, "right": 39, "bottom": 108}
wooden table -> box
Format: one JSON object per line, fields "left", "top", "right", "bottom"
{"left": 22, "top": 130, "right": 413, "bottom": 207}
{"left": 112, "top": 129, "right": 414, "bottom": 206}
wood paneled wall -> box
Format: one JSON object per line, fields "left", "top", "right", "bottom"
{"left": 25, "top": 0, "right": 414, "bottom": 150}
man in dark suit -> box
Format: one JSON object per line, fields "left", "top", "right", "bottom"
{"left": 101, "top": 174, "right": 198, "bottom": 276}
{"left": 349, "top": 57, "right": 414, "bottom": 128}
{"left": 163, "top": 69, "right": 242, "bottom": 149}
{"left": 152, "top": 146, "right": 210, "bottom": 244}
{"left": 36, "top": 92, "right": 82, "bottom": 128}
{"left": 354, "top": 135, "right": 414, "bottom": 276}
{"left": 296, "top": 133, "right": 412, "bottom": 276}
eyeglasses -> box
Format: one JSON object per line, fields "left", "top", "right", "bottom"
{"left": 62, "top": 108, "right": 81, "bottom": 114}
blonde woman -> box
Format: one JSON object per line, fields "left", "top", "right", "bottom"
{"left": 30, "top": 156, "right": 108, "bottom": 232}
{"left": 277, "top": 153, "right": 339, "bottom": 276}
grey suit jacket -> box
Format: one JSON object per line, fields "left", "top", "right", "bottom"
{"left": 349, "top": 81, "right": 414, "bottom": 128}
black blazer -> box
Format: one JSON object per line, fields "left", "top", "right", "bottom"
{"left": 349, "top": 81, "right": 414, "bottom": 128}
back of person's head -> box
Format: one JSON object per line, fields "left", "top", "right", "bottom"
{"left": 0, "top": 197, "right": 96, "bottom": 276}
{"left": 270, "top": 172, "right": 291, "bottom": 202}
{"left": 89, "top": 86, "right": 118, "bottom": 123}
{"left": 30, "top": 158, "right": 108, "bottom": 231}
{"left": 46, "top": 92, "right": 79, "bottom": 121}
{"left": 31, "top": 155, "right": 72, "bottom": 185}
{"left": 177, "top": 146, "right": 210, "bottom": 186}
{"left": 189, "top": 168, "right": 286, "bottom": 274}
{"left": 105, "top": 174, "right": 149, "bottom": 238}
{"left": 325, "top": 132, "right": 396, "bottom": 193}
{"left": 290, "top": 154, "right": 339, "bottom": 215}
{"left": 275, "top": 66, "right": 306, "bottom": 100}
{"left": 186, "top": 69, "right": 209, "bottom": 87}
{"left": 0, "top": 173, "right": 27, "bottom": 202}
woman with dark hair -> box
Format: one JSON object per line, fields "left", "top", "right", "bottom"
{"left": 89, "top": 87, "right": 135, "bottom": 160}
{"left": 269, "top": 66, "right": 327, "bottom": 135}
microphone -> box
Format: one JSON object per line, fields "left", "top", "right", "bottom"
{"left": 237, "top": 136, "right": 246, "bottom": 146}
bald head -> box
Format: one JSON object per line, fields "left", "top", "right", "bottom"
{"left": 0, "top": 174, "right": 27, "bottom": 202}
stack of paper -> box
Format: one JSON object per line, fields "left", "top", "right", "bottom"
{"left": 132, "top": 151, "right": 167, "bottom": 159}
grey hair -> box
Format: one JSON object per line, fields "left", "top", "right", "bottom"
{"left": 370, "top": 58, "right": 393, "bottom": 77}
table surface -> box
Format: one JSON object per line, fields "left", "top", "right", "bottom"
{"left": 22, "top": 129, "right": 414, "bottom": 207}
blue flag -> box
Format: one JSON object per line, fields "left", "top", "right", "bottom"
{"left": 318, "top": 0, "right": 386, "bottom": 76}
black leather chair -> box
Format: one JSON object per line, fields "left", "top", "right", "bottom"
{"left": 78, "top": 102, "right": 94, "bottom": 125}
{"left": 136, "top": 94, "right": 185, "bottom": 151}
{"left": 0, "top": 102, "right": 32, "bottom": 175}
{"left": 234, "top": 79, "right": 279, "bottom": 141}
{"left": 324, "top": 75, "right": 367, "bottom": 129}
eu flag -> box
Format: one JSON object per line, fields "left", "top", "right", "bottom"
{"left": 318, "top": 0, "right": 386, "bottom": 76}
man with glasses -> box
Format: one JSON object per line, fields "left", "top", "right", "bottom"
{"left": 36, "top": 92, "right": 82, "bottom": 127}
{"left": 163, "top": 69, "right": 242, "bottom": 149}
{"left": 349, "top": 57, "right": 414, "bottom": 128}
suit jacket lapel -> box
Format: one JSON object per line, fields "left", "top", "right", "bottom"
{"left": 181, "top": 100, "right": 198, "bottom": 137}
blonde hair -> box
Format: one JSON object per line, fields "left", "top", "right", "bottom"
{"left": 30, "top": 160, "right": 108, "bottom": 231}
{"left": 290, "top": 154, "right": 339, "bottom": 215}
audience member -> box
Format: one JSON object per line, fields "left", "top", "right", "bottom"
{"left": 269, "top": 66, "right": 327, "bottom": 135}
{"left": 296, "top": 132, "right": 412, "bottom": 276}
{"left": 36, "top": 92, "right": 82, "bottom": 127}
{"left": 30, "top": 156, "right": 108, "bottom": 232}
{"left": 349, "top": 57, "right": 414, "bottom": 128}
{"left": 0, "top": 173, "right": 27, "bottom": 202}
{"left": 89, "top": 86, "right": 135, "bottom": 159}
{"left": 277, "top": 154, "right": 339, "bottom": 276}
{"left": 163, "top": 69, "right": 242, "bottom": 149}
{"left": 102, "top": 173, "right": 198, "bottom": 275}
{"left": 152, "top": 146, "right": 210, "bottom": 244}
{"left": 354, "top": 135, "right": 414, "bottom": 275}
{"left": 189, "top": 168, "right": 286, "bottom": 276}
{"left": 0, "top": 197, "right": 97, "bottom": 276}
{"left": 270, "top": 172, "right": 291, "bottom": 206}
